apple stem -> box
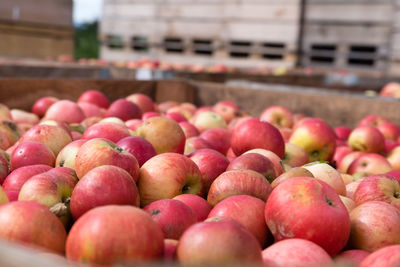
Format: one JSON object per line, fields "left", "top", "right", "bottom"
{"left": 49, "top": 202, "right": 68, "bottom": 217}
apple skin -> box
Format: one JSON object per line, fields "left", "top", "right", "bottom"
{"left": 32, "top": 96, "right": 58, "bottom": 117}
{"left": 179, "top": 121, "right": 200, "bottom": 139}
{"left": 377, "top": 122, "right": 400, "bottom": 141}
{"left": 339, "top": 195, "right": 356, "bottom": 213}
{"left": 337, "top": 151, "right": 365, "bottom": 173}
{"left": 199, "top": 128, "right": 231, "bottom": 155}
{"left": 358, "top": 114, "right": 390, "bottom": 128}
{"left": 212, "top": 100, "right": 240, "bottom": 124}
{"left": 231, "top": 118, "right": 285, "bottom": 158}
{"left": 66, "top": 205, "right": 164, "bottom": 265}
{"left": 44, "top": 100, "right": 86, "bottom": 124}
{"left": 265, "top": 177, "right": 350, "bottom": 256}
{"left": 116, "top": 136, "right": 157, "bottom": 167}
{"left": 380, "top": 82, "right": 400, "bottom": 98}
{"left": 126, "top": 93, "right": 155, "bottom": 113}
{"left": 77, "top": 102, "right": 105, "bottom": 118}
{"left": 184, "top": 137, "right": 212, "bottom": 155}
{"left": 348, "top": 201, "right": 400, "bottom": 252}
{"left": 125, "top": 119, "right": 143, "bottom": 131}
{"left": 10, "top": 141, "right": 55, "bottom": 171}
{"left": 283, "top": 143, "right": 309, "bottom": 168}
{"left": 207, "top": 169, "right": 272, "bottom": 206}
{"left": 192, "top": 111, "right": 227, "bottom": 133}
{"left": 77, "top": 90, "right": 110, "bottom": 109}
{"left": 346, "top": 179, "right": 363, "bottom": 200}
{"left": 243, "top": 148, "right": 284, "bottom": 177}
{"left": 176, "top": 219, "right": 262, "bottom": 265}
{"left": 70, "top": 165, "right": 140, "bottom": 220}
{"left": 188, "top": 148, "right": 229, "bottom": 194}
{"left": 387, "top": 146, "right": 400, "bottom": 171}
{"left": 271, "top": 167, "right": 314, "bottom": 189}
{"left": 335, "top": 249, "right": 370, "bottom": 266}
{"left": 208, "top": 195, "right": 271, "bottom": 247}
{"left": 347, "top": 153, "right": 392, "bottom": 177}
{"left": 303, "top": 162, "right": 346, "bottom": 196}
{"left": 289, "top": 118, "right": 336, "bottom": 162}
{"left": 0, "top": 152, "right": 9, "bottom": 184}
{"left": 352, "top": 174, "right": 400, "bottom": 209}
{"left": 348, "top": 126, "right": 385, "bottom": 153}
{"left": 259, "top": 105, "right": 294, "bottom": 129}
{"left": 105, "top": 99, "right": 142, "bottom": 121}
{"left": 2, "top": 164, "right": 52, "bottom": 193}
{"left": 82, "top": 122, "right": 131, "bottom": 143}
{"left": 332, "top": 146, "right": 352, "bottom": 166}
{"left": 136, "top": 117, "right": 186, "bottom": 154}
{"left": 143, "top": 199, "right": 197, "bottom": 239}
{"left": 262, "top": 238, "right": 333, "bottom": 267}
{"left": 10, "top": 109, "right": 39, "bottom": 125}
{"left": 334, "top": 126, "right": 352, "bottom": 140}
{"left": 138, "top": 153, "right": 203, "bottom": 207}
{"left": 0, "top": 118, "right": 23, "bottom": 146}
{"left": 75, "top": 138, "right": 139, "bottom": 181}
{"left": 163, "top": 239, "right": 178, "bottom": 261}
{"left": 226, "top": 153, "right": 276, "bottom": 183}
{"left": 165, "top": 112, "right": 187, "bottom": 123}
{"left": 55, "top": 139, "right": 86, "bottom": 169}
{"left": 0, "top": 201, "right": 67, "bottom": 254}
{"left": 157, "top": 101, "right": 179, "bottom": 114}
{"left": 360, "top": 245, "right": 400, "bottom": 267}
{"left": 173, "top": 194, "right": 212, "bottom": 222}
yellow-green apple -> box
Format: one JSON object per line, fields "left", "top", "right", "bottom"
{"left": 303, "top": 162, "right": 346, "bottom": 196}
{"left": 173, "top": 194, "right": 212, "bottom": 222}
{"left": 0, "top": 201, "right": 66, "bottom": 253}
{"left": 340, "top": 195, "right": 356, "bottom": 213}
{"left": 348, "top": 201, "right": 400, "bottom": 252}
{"left": 143, "top": 199, "right": 197, "bottom": 239}
{"left": 283, "top": 143, "right": 309, "bottom": 168}
{"left": 347, "top": 153, "right": 392, "bottom": 177}
{"left": 136, "top": 117, "right": 186, "bottom": 154}
{"left": 116, "top": 136, "right": 157, "bottom": 167}
{"left": 332, "top": 146, "right": 352, "bottom": 166}
{"left": 179, "top": 121, "right": 199, "bottom": 139}
{"left": 10, "top": 141, "right": 55, "bottom": 171}
{"left": 10, "top": 109, "right": 39, "bottom": 125}
{"left": 212, "top": 100, "right": 240, "bottom": 124}
{"left": 77, "top": 90, "right": 110, "bottom": 109}
{"left": 207, "top": 169, "right": 272, "bottom": 206}
{"left": 70, "top": 165, "right": 139, "bottom": 219}
{"left": 82, "top": 122, "right": 130, "bottom": 143}
{"left": 348, "top": 126, "right": 385, "bottom": 153}
{"left": 337, "top": 151, "right": 365, "bottom": 173}
{"left": 32, "top": 96, "right": 58, "bottom": 117}
{"left": 387, "top": 146, "right": 400, "bottom": 171}
{"left": 125, "top": 119, "right": 143, "bottom": 131}
{"left": 126, "top": 93, "right": 155, "bottom": 113}
{"left": 231, "top": 118, "right": 285, "bottom": 158}
{"left": 75, "top": 138, "right": 139, "bottom": 181}
{"left": 346, "top": 179, "right": 363, "bottom": 199}
{"left": 271, "top": 167, "right": 314, "bottom": 189}
{"left": 243, "top": 148, "right": 284, "bottom": 177}
{"left": 188, "top": 148, "right": 229, "bottom": 194}
{"left": 165, "top": 112, "right": 187, "bottom": 123}
{"left": 360, "top": 245, "right": 400, "bottom": 267}
{"left": 19, "top": 124, "right": 72, "bottom": 156}
{"left": 334, "top": 250, "right": 370, "bottom": 266}
{"left": 259, "top": 105, "right": 294, "bottom": 129}
{"left": 44, "top": 100, "right": 86, "bottom": 124}
{"left": 289, "top": 118, "right": 336, "bottom": 162}
{"left": 334, "top": 126, "right": 352, "bottom": 141}
{"left": 226, "top": 153, "right": 276, "bottom": 183}
{"left": 55, "top": 139, "right": 86, "bottom": 169}
{"left": 105, "top": 99, "right": 142, "bottom": 121}
{"left": 199, "top": 128, "right": 231, "bottom": 155}
{"left": 380, "top": 82, "right": 400, "bottom": 98}
{"left": 138, "top": 153, "right": 203, "bottom": 206}
{"left": 265, "top": 177, "right": 350, "bottom": 256}
{"left": 262, "top": 239, "right": 332, "bottom": 267}
{"left": 184, "top": 137, "right": 211, "bottom": 155}
{"left": 66, "top": 205, "right": 164, "bottom": 265}
{"left": 192, "top": 111, "right": 227, "bottom": 133}
{"left": 163, "top": 239, "right": 178, "bottom": 261}
{"left": 77, "top": 102, "right": 105, "bottom": 118}
{"left": 208, "top": 195, "right": 271, "bottom": 247}
{"left": 358, "top": 114, "right": 390, "bottom": 128}
{"left": 377, "top": 122, "right": 400, "bottom": 141}
{"left": 0, "top": 118, "right": 22, "bottom": 146}
{"left": 176, "top": 219, "right": 262, "bottom": 265}
{"left": 353, "top": 174, "right": 400, "bottom": 209}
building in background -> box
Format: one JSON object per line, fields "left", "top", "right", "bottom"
{"left": 0, "top": 0, "right": 74, "bottom": 60}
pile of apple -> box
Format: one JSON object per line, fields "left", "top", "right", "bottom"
{"left": 0, "top": 89, "right": 399, "bottom": 267}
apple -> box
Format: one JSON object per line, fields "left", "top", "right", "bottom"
{"left": 66, "top": 205, "right": 164, "bottom": 265}
{"left": 384, "top": 139, "right": 398, "bottom": 155}
{"left": 105, "top": 99, "right": 142, "bottom": 121}
{"left": 207, "top": 169, "right": 272, "bottom": 206}
{"left": 75, "top": 138, "right": 139, "bottom": 181}
{"left": 0, "top": 201, "right": 66, "bottom": 254}
{"left": 335, "top": 249, "right": 370, "bottom": 266}
{"left": 339, "top": 195, "right": 356, "bottom": 213}
{"left": 138, "top": 152, "right": 203, "bottom": 207}
{"left": 82, "top": 122, "right": 131, "bottom": 143}
{"left": 265, "top": 177, "right": 350, "bottom": 256}
{"left": 348, "top": 126, "right": 385, "bottom": 153}
{"left": 259, "top": 105, "right": 294, "bottom": 129}
{"left": 99, "top": 117, "right": 125, "bottom": 126}
{"left": 0, "top": 130, "right": 10, "bottom": 150}
{"left": 208, "top": 195, "right": 271, "bottom": 247}
{"left": 228, "top": 116, "right": 252, "bottom": 132}
{"left": 136, "top": 117, "right": 186, "bottom": 154}
{"left": 55, "top": 139, "right": 86, "bottom": 169}
{"left": 184, "top": 137, "right": 212, "bottom": 155}
{"left": 337, "top": 151, "right": 365, "bottom": 173}
{"left": 387, "top": 146, "right": 400, "bottom": 171}
{"left": 358, "top": 114, "right": 390, "bottom": 128}
{"left": 176, "top": 219, "right": 262, "bottom": 265}
{"left": 163, "top": 239, "right": 178, "bottom": 261}
{"left": 173, "top": 194, "right": 212, "bottom": 222}
{"left": 126, "top": 93, "right": 155, "bottom": 113}
{"left": 332, "top": 146, "right": 352, "bottom": 166}
{"left": 116, "top": 136, "right": 157, "bottom": 167}
{"left": 231, "top": 118, "right": 285, "bottom": 158}
{"left": 2, "top": 164, "right": 52, "bottom": 193}
{"left": 165, "top": 112, "right": 187, "bottom": 123}
{"left": 44, "top": 100, "right": 86, "bottom": 124}
{"left": 271, "top": 167, "right": 314, "bottom": 189}
{"left": 143, "top": 199, "right": 197, "bottom": 239}
{"left": 77, "top": 90, "right": 110, "bottom": 109}
{"left": 279, "top": 127, "right": 293, "bottom": 142}
{"left": 77, "top": 102, "right": 105, "bottom": 118}
{"left": 157, "top": 101, "right": 179, "bottom": 114}
{"left": 346, "top": 179, "right": 364, "bottom": 199}
{"left": 360, "top": 245, "right": 400, "bottom": 267}
{"left": 262, "top": 238, "right": 332, "bottom": 267}
{"left": 10, "top": 109, "right": 39, "bottom": 125}
{"left": 377, "top": 122, "right": 400, "bottom": 141}
{"left": 334, "top": 126, "right": 352, "bottom": 141}
{"left": 348, "top": 201, "right": 400, "bottom": 252}
{"left": 178, "top": 121, "right": 199, "bottom": 139}
{"left": 10, "top": 141, "right": 55, "bottom": 171}
{"left": 31, "top": 96, "right": 58, "bottom": 117}
{"left": 192, "top": 111, "right": 227, "bottom": 133}
{"left": 199, "top": 128, "right": 231, "bottom": 155}
{"left": 0, "top": 118, "right": 22, "bottom": 146}
{"left": 125, "top": 119, "right": 143, "bottom": 131}
{"left": 243, "top": 149, "right": 284, "bottom": 177}
{"left": 283, "top": 143, "right": 309, "bottom": 168}
{"left": 380, "top": 82, "right": 400, "bottom": 98}
{"left": 303, "top": 162, "right": 346, "bottom": 196}
{"left": 341, "top": 173, "right": 356, "bottom": 185}
{"left": 212, "top": 100, "right": 240, "bottom": 124}
{"left": 347, "top": 153, "right": 392, "bottom": 177}
{"left": 70, "top": 165, "right": 140, "bottom": 219}
{"left": 289, "top": 118, "right": 336, "bottom": 162}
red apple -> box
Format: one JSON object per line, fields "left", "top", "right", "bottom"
{"left": 265, "top": 177, "right": 350, "bottom": 256}
{"left": 332, "top": 146, "right": 352, "bottom": 166}
{"left": 212, "top": 100, "right": 240, "bottom": 124}
{"left": 125, "top": 119, "right": 142, "bottom": 131}
{"left": 77, "top": 102, "right": 105, "bottom": 118}
{"left": 279, "top": 127, "right": 293, "bottom": 142}
{"left": 173, "top": 194, "right": 212, "bottom": 222}
{"left": 348, "top": 153, "right": 392, "bottom": 177}
{"left": 283, "top": 143, "right": 309, "bottom": 167}
{"left": 346, "top": 179, "right": 363, "bottom": 200}
{"left": 105, "top": 99, "right": 142, "bottom": 121}
{"left": 126, "top": 93, "right": 155, "bottom": 113}
{"left": 2, "top": 164, "right": 52, "bottom": 193}
{"left": 377, "top": 122, "right": 400, "bottom": 141}
{"left": 358, "top": 114, "right": 390, "bottom": 128}
{"left": 303, "top": 162, "right": 346, "bottom": 196}
{"left": 348, "top": 126, "right": 385, "bottom": 153}
{"left": 199, "top": 128, "right": 231, "bottom": 155}
{"left": 66, "top": 206, "right": 164, "bottom": 265}
{"left": 184, "top": 137, "right": 212, "bottom": 154}
{"left": 70, "top": 165, "right": 140, "bottom": 219}
{"left": 334, "top": 126, "right": 352, "bottom": 140}
{"left": 179, "top": 121, "right": 200, "bottom": 139}
{"left": 337, "top": 151, "right": 365, "bottom": 173}
{"left": 10, "top": 141, "right": 55, "bottom": 171}
{"left": 44, "top": 100, "right": 85, "bottom": 124}
{"left": 384, "top": 139, "right": 398, "bottom": 155}
{"left": 243, "top": 148, "right": 284, "bottom": 177}
{"left": 259, "top": 105, "right": 294, "bottom": 129}
{"left": 335, "top": 249, "right": 370, "bottom": 266}
{"left": 32, "top": 96, "right": 58, "bottom": 117}
{"left": 163, "top": 239, "right": 178, "bottom": 261}
{"left": 271, "top": 167, "right": 314, "bottom": 189}
{"left": 77, "top": 90, "right": 110, "bottom": 109}
{"left": 360, "top": 245, "right": 400, "bottom": 267}
{"left": 55, "top": 139, "right": 86, "bottom": 169}
{"left": 82, "top": 122, "right": 131, "bottom": 143}
{"left": 116, "top": 136, "right": 157, "bottom": 167}
{"left": 165, "top": 112, "right": 187, "bottom": 123}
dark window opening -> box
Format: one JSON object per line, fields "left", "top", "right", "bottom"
{"left": 229, "top": 40, "right": 252, "bottom": 58}
{"left": 311, "top": 44, "right": 336, "bottom": 51}
{"left": 311, "top": 56, "right": 335, "bottom": 63}
{"left": 263, "top": 42, "right": 285, "bottom": 49}
{"left": 347, "top": 58, "right": 375, "bottom": 66}
{"left": 164, "top": 38, "right": 184, "bottom": 53}
{"left": 192, "top": 39, "right": 213, "bottom": 56}
{"left": 350, "top": 45, "right": 377, "bottom": 53}
{"left": 106, "top": 35, "right": 124, "bottom": 49}
{"left": 131, "top": 36, "right": 149, "bottom": 52}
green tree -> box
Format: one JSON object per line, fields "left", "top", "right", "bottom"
{"left": 74, "top": 21, "right": 99, "bottom": 59}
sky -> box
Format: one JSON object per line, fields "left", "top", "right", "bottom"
{"left": 73, "top": 0, "right": 103, "bottom": 24}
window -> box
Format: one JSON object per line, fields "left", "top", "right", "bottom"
{"left": 192, "top": 39, "right": 213, "bottom": 56}
{"left": 229, "top": 41, "right": 252, "bottom": 58}
{"left": 106, "top": 35, "right": 124, "bottom": 49}
{"left": 131, "top": 36, "right": 149, "bottom": 52}
{"left": 310, "top": 44, "right": 337, "bottom": 64}
{"left": 347, "top": 45, "right": 377, "bottom": 66}
{"left": 164, "top": 38, "right": 184, "bottom": 53}
{"left": 261, "top": 42, "right": 286, "bottom": 60}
